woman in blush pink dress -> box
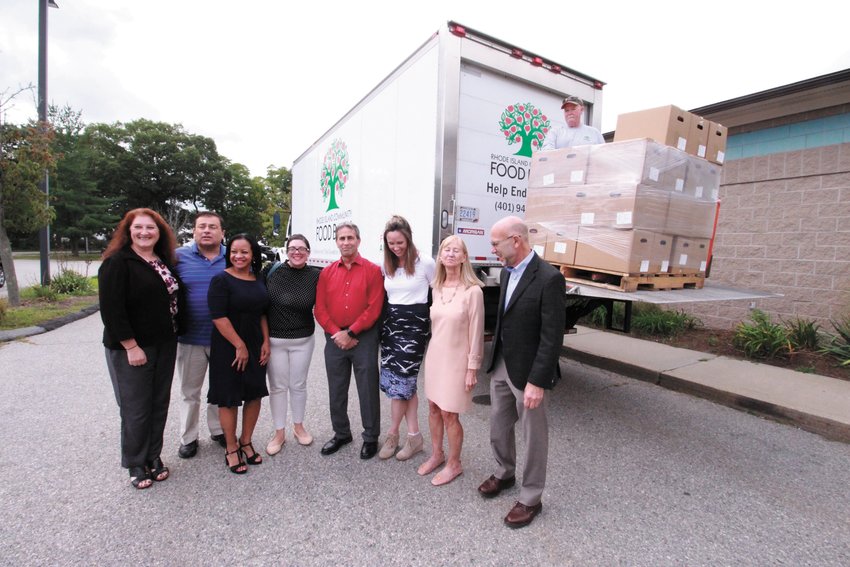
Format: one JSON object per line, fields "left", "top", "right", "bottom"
{"left": 418, "top": 235, "right": 484, "bottom": 486}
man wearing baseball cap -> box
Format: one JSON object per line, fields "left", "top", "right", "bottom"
{"left": 541, "top": 95, "right": 604, "bottom": 150}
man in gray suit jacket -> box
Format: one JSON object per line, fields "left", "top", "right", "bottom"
{"left": 478, "top": 216, "right": 566, "bottom": 528}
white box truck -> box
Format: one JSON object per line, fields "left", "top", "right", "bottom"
{"left": 290, "top": 21, "right": 604, "bottom": 270}
{"left": 289, "top": 20, "right": 777, "bottom": 331}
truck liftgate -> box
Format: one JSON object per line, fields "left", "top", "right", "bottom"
{"left": 479, "top": 275, "right": 781, "bottom": 338}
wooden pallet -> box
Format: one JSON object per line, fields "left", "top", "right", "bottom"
{"left": 558, "top": 265, "right": 705, "bottom": 292}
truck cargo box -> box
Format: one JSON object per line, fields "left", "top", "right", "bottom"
{"left": 290, "top": 21, "right": 604, "bottom": 269}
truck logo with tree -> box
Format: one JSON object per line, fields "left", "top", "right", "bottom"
{"left": 320, "top": 139, "right": 349, "bottom": 211}
{"left": 498, "top": 103, "right": 550, "bottom": 157}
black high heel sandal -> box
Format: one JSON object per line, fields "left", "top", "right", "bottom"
{"left": 225, "top": 448, "right": 247, "bottom": 474}
{"left": 240, "top": 441, "right": 262, "bottom": 465}
{"left": 147, "top": 457, "right": 169, "bottom": 482}
{"left": 129, "top": 466, "right": 152, "bottom": 489}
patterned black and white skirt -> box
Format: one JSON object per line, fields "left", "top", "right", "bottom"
{"left": 380, "top": 303, "right": 430, "bottom": 400}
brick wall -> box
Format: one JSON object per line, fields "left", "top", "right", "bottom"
{"left": 679, "top": 142, "right": 850, "bottom": 330}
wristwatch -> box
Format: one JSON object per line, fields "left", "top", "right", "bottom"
{"left": 346, "top": 328, "right": 357, "bottom": 339}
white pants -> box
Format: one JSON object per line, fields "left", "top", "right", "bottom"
{"left": 176, "top": 343, "right": 222, "bottom": 445}
{"left": 267, "top": 335, "right": 315, "bottom": 430}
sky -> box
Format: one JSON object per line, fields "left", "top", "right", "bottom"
{"left": 3, "top": 0, "right": 849, "bottom": 178}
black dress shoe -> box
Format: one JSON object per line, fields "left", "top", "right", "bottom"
{"left": 360, "top": 441, "right": 378, "bottom": 460}
{"left": 178, "top": 440, "right": 198, "bottom": 459}
{"left": 210, "top": 434, "right": 226, "bottom": 448}
{"left": 320, "top": 436, "right": 352, "bottom": 456}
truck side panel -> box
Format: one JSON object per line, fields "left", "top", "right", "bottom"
{"left": 291, "top": 43, "right": 440, "bottom": 266}
{"left": 455, "top": 62, "right": 571, "bottom": 262}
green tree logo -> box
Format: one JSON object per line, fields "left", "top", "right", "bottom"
{"left": 499, "top": 103, "right": 550, "bottom": 157}
{"left": 320, "top": 139, "right": 349, "bottom": 211}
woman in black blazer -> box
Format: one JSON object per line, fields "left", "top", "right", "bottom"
{"left": 99, "top": 208, "right": 185, "bottom": 490}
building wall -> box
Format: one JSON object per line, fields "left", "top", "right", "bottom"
{"left": 726, "top": 110, "right": 850, "bottom": 159}
{"left": 681, "top": 140, "right": 850, "bottom": 330}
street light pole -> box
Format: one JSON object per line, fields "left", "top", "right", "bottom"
{"left": 37, "top": 0, "right": 58, "bottom": 286}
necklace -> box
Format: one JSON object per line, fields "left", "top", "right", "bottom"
{"left": 440, "top": 284, "right": 459, "bottom": 305}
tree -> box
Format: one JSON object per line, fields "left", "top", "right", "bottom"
{"left": 0, "top": 118, "right": 56, "bottom": 306}
{"left": 85, "top": 119, "right": 230, "bottom": 229}
{"left": 206, "top": 162, "right": 270, "bottom": 239}
{"left": 263, "top": 164, "right": 291, "bottom": 246}
{"left": 49, "top": 105, "right": 117, "bottom": 254}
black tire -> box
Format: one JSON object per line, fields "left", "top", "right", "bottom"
{"left": 0, "top": 265, "right": 5, "bottom": 288}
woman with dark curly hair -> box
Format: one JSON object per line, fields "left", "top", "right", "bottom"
{"left": 99, "top": 208, "right": 185, "bottom": 490}
{"left": 207, "top": 234, "right": 271, "bottom": 474}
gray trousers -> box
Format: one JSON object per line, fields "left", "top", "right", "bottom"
{"left": 176, "top": 343, "right": 222, "bottom": 445}
{"left": 105, "top": 341, "right": 177, "bottom": 468}
{"left": 323, "top": 325, "right": 380, "bottom": 442}
{"left": 489, "top": 356, "right": 549, "bottom": 506}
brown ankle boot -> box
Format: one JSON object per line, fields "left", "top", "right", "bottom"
{"left": 396, "top": 432, "right": 423, "bottom": 461}
{"left": 378, "top": 433, "right": 399, "bottom": 459}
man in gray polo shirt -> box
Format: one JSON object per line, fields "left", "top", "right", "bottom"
{"left": 541, "top": 95, "right": 604, "bottom": 149}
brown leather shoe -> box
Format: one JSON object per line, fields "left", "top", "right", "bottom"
{"left": 477, "top": 474, "right": 516, "bottom": 498}
{"left": 504, "top": 501, "right": 542, "bottom": 529}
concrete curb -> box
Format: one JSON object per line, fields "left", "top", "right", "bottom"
{"left": 0, "top": 303, "right": 100, "bottom": 343}
{"left": 562, "top": 343, "right": 850, "bottom": 444}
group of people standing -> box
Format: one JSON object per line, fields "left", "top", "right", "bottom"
{"left": 99, "top": 208, "right": 564, "bottom": 529}
{"left": 99, "top": 210, "right": 319, "bottom": 481}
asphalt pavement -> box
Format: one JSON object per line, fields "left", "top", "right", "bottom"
{"left": 1, "top": 313, "right": 849, "bottom": 566}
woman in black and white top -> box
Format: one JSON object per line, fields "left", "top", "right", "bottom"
{"left": 263, "top": 234, "right": 321, "bottom": 455}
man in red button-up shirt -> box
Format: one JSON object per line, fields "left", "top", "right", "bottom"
{"left": 315, "top": 222, "right": 385, "bottom": 459}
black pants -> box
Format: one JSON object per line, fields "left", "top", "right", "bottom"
{"left": 323, "top": 325, "right": 380, "bottom": 442}
{"left": 105, "top": 341, "right": 177, "bottom": 468}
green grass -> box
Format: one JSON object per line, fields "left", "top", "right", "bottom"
{"left": 13, "top": 251, "right": 102, "bottom": 261}
{"left": 0, "top": 276, "right": 99, "bottom": 330}
{"left": 0, "top": 295, "right": 98, "bottom": 330}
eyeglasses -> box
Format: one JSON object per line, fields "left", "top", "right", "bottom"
{"left": 490, "top": 234, "right": 518, "bottom": 248}
{"left": 287, "top": 246, "right": 309, "bottom": 254}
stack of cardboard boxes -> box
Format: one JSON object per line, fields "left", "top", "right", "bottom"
{"left": 526, "top": 105, "right": 726, "bottom": 280}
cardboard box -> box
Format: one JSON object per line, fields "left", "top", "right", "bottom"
{"left": 573, "top": 227, "right": 664, "bottom": 274}
{"left": 687, "top": 115, "right": 709, "bottom": 159}
{"left": 543, "top": 225, "right": 579, "bottom": 265}
{"left": 527, "top": 182, "right": 671, "bottom": 234}
{"left": 614, "top": 105, "right": 691, "bottom": 152}
{"left": 706, "top": 121, "right": 728, "bottom": 165}
{"left": 526, "top": 222, "right": 549, "bottom": 257}
{"left": 528, "top": 146, "right": 591, "bottom": 188}
{"left": 670, "top": 236, "right": 711, "bottom": 274}
{"left": 684, "top": 159, "right": 722, "bottom": 200}
{"left": 572, "top": 184, "right": 669, "bottom": 231}
{"left": 650, "top": 232, "right": 674, "bottom": 274}
{"left": 526, "top": 187, "right": 570, "bottom": 222}
{"left": 666, "top": 193, "right": 717, "bottom": 238}
{"left": 586, "top": 138, "right": 688, "bottom": 191}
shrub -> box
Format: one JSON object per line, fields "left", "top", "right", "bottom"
{"left": 581, "top": 302, "right": 625, "bottom": 329}
{"left": 819, "top": 316, "right": 850, "bottom": 367}
{"left": 29, "top": 284, "right": 58, "bottom": 301}
{"left": 631, "top": 305, "right": 701, "bottom": 337}
{"left": 783, "top": 317, "right": 822, "bottom": 351}
{"left": 0, "top": 298, "right": 7, "bottom": 323}
{"left": 49, "top": 270, "right": 93, "bottom": 295}
{"left": 732, "top": 309, "right": 790, "bottom": 359}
